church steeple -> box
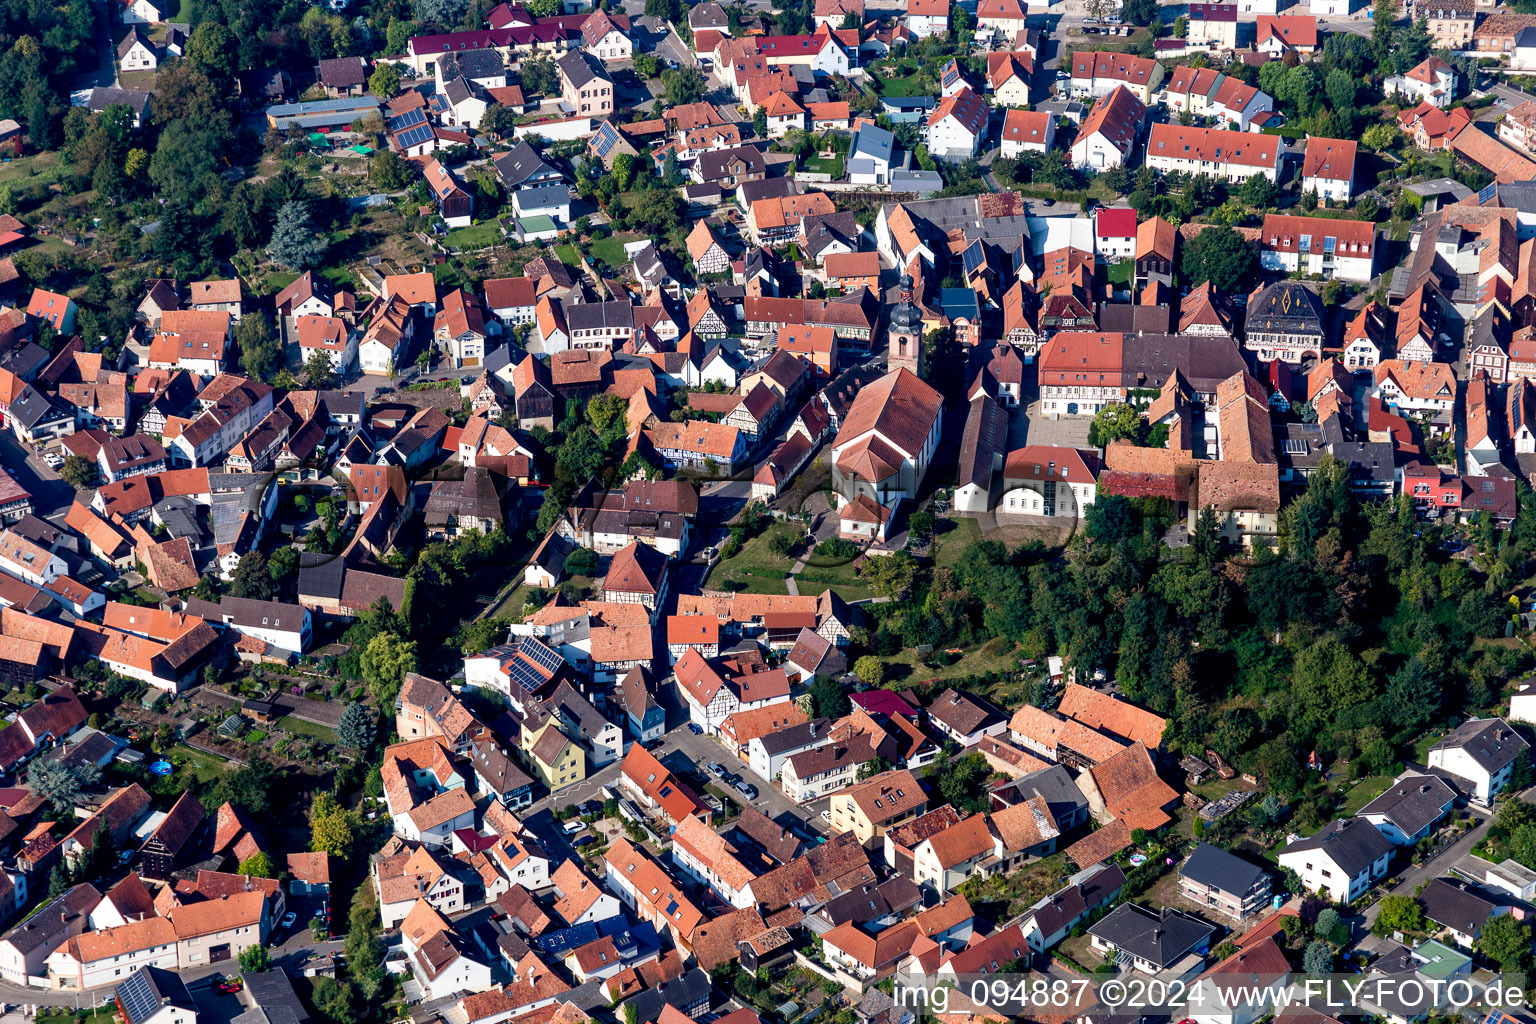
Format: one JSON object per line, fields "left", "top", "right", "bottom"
{"left": 888, "top": 274, "right": 923, "bottom": 376}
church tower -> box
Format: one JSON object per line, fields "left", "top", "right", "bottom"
{"left": 888, "top": 274, "right": 924, "bottom": 377}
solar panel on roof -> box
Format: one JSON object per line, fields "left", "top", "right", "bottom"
{"left": 396, "top": 124, "right": 435, "bottom": 149}
{"left": 387, "top": 108, "right": 426, "bottom": 131}
{"left": 117, "top": 971, "right": 162, "bottom": 1024}
{"left": 523, "top": 637, "right": 565, "bottom": 673}
{"left": 962, "top": 239, "right": 985, "bottom": 276}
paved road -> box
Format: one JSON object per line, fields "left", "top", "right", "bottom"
{"left": 1360, "top": 801, "right": 1504, "bottom": 934}
{"left": 0, "top": 431, "right": 77, "bottom": 520}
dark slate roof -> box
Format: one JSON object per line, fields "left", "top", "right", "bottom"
{"left": 440, "top": 48, "right": 505, "bottom": 82}
{"left": 1418, "top": 878, "right": 1496, "bottom": 936}
{"left": 1087, "top": 904, "right": 1214, "bottom": 969}
{"left": 624, "top": 967, "right": 711, "bottom": 1024}
{"left": 1282, "top": 818, "right": 1393, "bottom": 877}
{"left": 558, "top": 49, "right": 608, "bottom": 90}
{"left": 1245, "top": 281, "right": 1325, "bottom": 339}
{"left": 494, "top": 140, "right": 561, "bottom": 188}
{"left": 1005, "top": 764, "right": 1089, "bottom": 823}
{"left": 1432, "top": 717, "right": 1529, "bottom": 774}
{"left": 1024, "top": 863, "right": 1125, "bottom": 939}
{"left": 1357, "top": 772, "right": 1456, "bottom": 837}
{"left": 1180, "top": 842, "right": 1268, "bottom": 896}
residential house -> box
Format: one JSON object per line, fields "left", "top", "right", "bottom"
{"left": 1276, "top": 818, "right": 1394, "bottom": 904}
{"left": 1427, "top": 718, "right": 1529, "bottom": 805}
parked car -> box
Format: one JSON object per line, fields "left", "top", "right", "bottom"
{"left": 687, "top": 723, "right": 703, "bottom": 735}
{"left": 706, "top": 762, "right": 726, "bottom": 778}
{"left": 574, "top": 835, "right": 597, "bottom": 847}
{"left": 281, "top": 911, "right": 297, "bottom": 929}
{"left": 563, "top": 819, "right": 587, "bottom": 834}
{"left": 734, "top": 781, "right": 758, "bottom": 800}
{"left": 215, "top": 978, "right": 243, "bottom": 994}
{"left": 820, "top": 809, "right": 831, "bottom": 822}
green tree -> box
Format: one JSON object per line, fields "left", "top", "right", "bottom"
{"left": 311, "top": 977, "right": 358, "bottom": 1024}
{"left": 238, "top": 851, "right": 275, "bottom": 878}
{"left": 810, "top": 676, "right": 850, "bottom": 718}
{"left": 309, "top": 791, "right": 355, "bottom": 857}
{"left": 1302, "top": 940, "right": 1332, "bottom": 976}
{"left": 231, "top": 550, "right": 274, "bottom": 600}
{"left": 236, "top": 310, "right": 280, "bottom": 380}
{"left": 48, "top": 861, "right": 72, "bottom": 899}
{"left": 1479, "top": 913, "right": 1532, "bottom": 970}
{"left": 852, "top": 656, "right": 883, "bottom": 687}
{"left": 633, "top": 53, "right": 660, "bottom": 78}
{"left": 360, "top": 632, "right": 418, "bottom": 706}
{"left": 1180, "top": 225, "right": 1256, "bottom": 293}
{"left": 59, "top": 455, "right": 96, "bottom": 488}
{"left": 238, "top": 944, "right": 272, "bottom": 972}
{"left": 1373, "top": 894, "right": 1425, "bottom": 936}
{"left": 267, "top": 200, "right": 328, "bottom": 271}
{"left": 185, "top": 21, "right": 235, "bottom": 78}
{"left": 937, "top": 754, "right": 991, "bottom": 813}
{"left": 521, "top": 56, "right": 557, "bottom": 97}
{"left": 1239, "top": 174, "right": 1278, "bottom": 210}
{"left": 27, "top": 760, "right": 101, "bottom": 816}
{"left": 370, "top": 150, "right": 413, "bottom": 189}
{"left": 305, "top": 350, "right": 337, "bottom": 388}
{"left": 368, "top": 63, "right": 402, "bottom": 98}
{"left": 338, "top": 702, "right": 378, "bottom": 751}
{"left": 1088, "top": 403, "right": 1141, "bottom": 446}
{"left": 753, "top": 107, "right": 768, "bottom": 139}
{"left": 663, "top": 66, "right": 707, "bottom": 105}
{"left": 1361, "top": 123, "right": 1400, "bottom": 152}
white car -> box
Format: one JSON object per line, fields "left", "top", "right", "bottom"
{"left": 820, "top": 809, "right": 831, "bottom": 822}
{"left": 43, "top": 453, "right": 63, "bottom": 468}
{"left": 563, "top": 819, "right": 586, "bottom": 834}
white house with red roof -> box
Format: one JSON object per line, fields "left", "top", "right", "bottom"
{"left": 999, "top": 109, "right": 1055, "bottom": 157}
{"left": 1386, "top": 56, "right": 1459, "bottom": 109}
{"left": 1070, "top": 86, "right": 1145, "bottom": 171}
{"left": 999, "top": 446, "right": 1102, "bottom": 518}
{"left": 1259, "top": 215, "right": 1376, "bottom": 283}
{"left": 925, "top": 86, "right": 988, "bottom": 161}
{"left": 1144, "top": 124, "right": 1279, "bottom": 183}
{"left": 1094, "top": 208, "right": 1138, "bottom": 263}
{"left": 1301, "top": 137, "right": 1357, "bottom": 201}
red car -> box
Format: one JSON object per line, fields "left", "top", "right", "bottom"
{"left": 215, "top": 979, "right": 242, "bottom": 994}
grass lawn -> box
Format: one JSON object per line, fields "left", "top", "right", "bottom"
{"left": 587, "top": 232, "right": 644, "bottom": 270}
{"left": 554, "top": 243, "right": 581, "bottom": 266}
{"left": 167, "top": 744, "right": 231, "bottom": 784}
{"left": 705, "top": 522, "right": 800, "bottom": 594}
{"left": 484, "top": 581, "right": 540, "bottom": 621}
{"left": 932, "top": 516, "right": 982, "bottom": 569}
{"left": 1106, "top": 261, "right": 1133, "bottom": 285}
{"left": 39, "top": 1008, "right": 116, "bottom": 1024}
{"left": 164, "top": 0, "right": 195, "bottom": 19}
{"left": 803, "top": 155, "right": 844, "bottom": 177}
{"left": 0, "top": 150, "right": 62, "bottom": 185}
{"left": 266, "top": 271, "right": 300, "bottom": 294}
{"left": 1413, "top": 729, "right": 1447, "bottom": 765}
{"left": 119, "top": 69, "right": 159, "bottom": 91}
{"left": 1339, "top": 774, "right": 1396, "bottom": 816}
{"left": 793, "top": 559, "right": 876, "bottom": 602}
{"left": 277, "top": 716, "right": 341, "bottom": 744}
{"left": 319, "top": 265, "right": 358, "bottom": 291}
{"left": 444, "top": 221, "right": 505, "bottom": 250}
{"left": 879, "top": 636, "right": 1024, "bottom": 692}
{"left": 876, "top": 74, "right": 928, "bottom": 98}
